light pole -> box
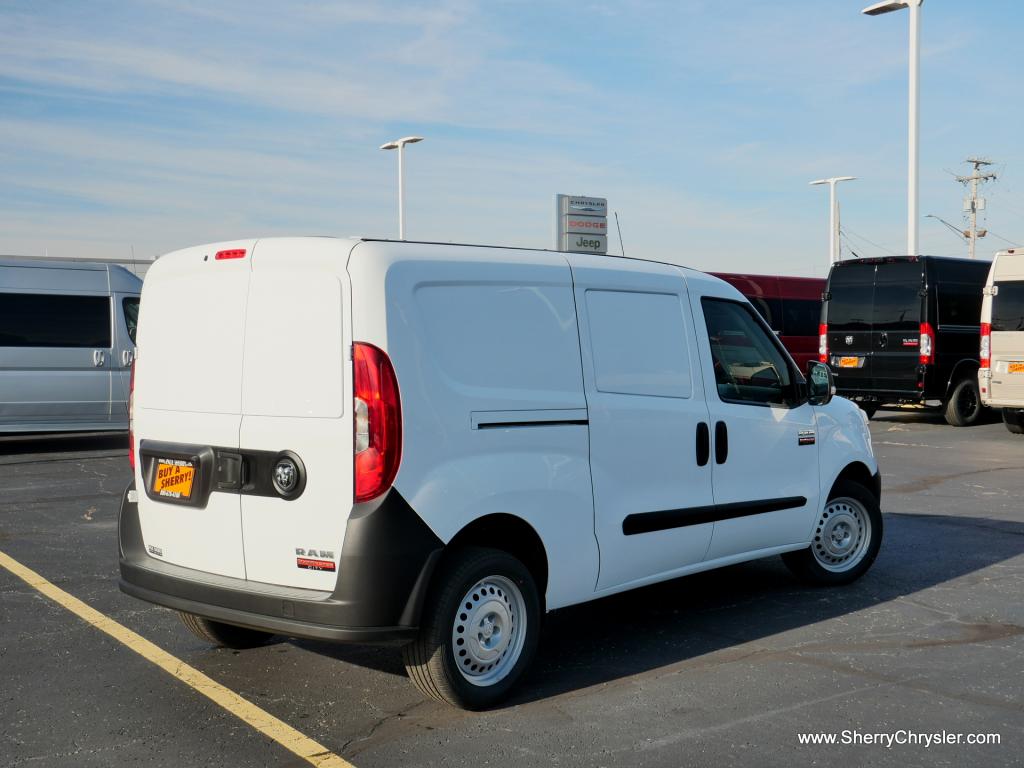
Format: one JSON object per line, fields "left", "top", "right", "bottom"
{"left": 379, "top": 136, "right": 424, "bottom": 239}
{"left": 863, "top": 0, "right": 923, "bottom": 256}
{"left": 810, "top": 176, "right": 856, "bottom": 267}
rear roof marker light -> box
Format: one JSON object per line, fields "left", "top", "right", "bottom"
{"left": 215, "top": 249, "right": 247, "bottom": 260}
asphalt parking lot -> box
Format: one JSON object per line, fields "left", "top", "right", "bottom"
{"left": 1, "top": 412, "right": 1022, "bottom": 768}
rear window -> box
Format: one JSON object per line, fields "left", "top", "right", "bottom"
{"left": 992, "top": 281, "right": 1024, "bottom": 332}
{"left": 825, "top": 283, "right": 872, "bottom": 330}
{"left": 938, "top": 283, "right": 982, "bottom": 327}
{"left": 872, "top": 283, "right": 920, "bottom": 331}
{"left": 782, "top": 298, "right": 821, "bottom": 337}
{"left": 0, "top": 293, "right": 110, "bottom": 348}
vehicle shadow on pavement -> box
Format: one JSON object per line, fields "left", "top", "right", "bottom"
{"left": 294, "top": 510, "right": 1024, "bottom": 708}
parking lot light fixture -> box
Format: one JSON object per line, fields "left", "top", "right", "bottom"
{"left": 379, "top": 136, "right": 424, "bottom": 240}
{"left": 862, "top": 0, "right": 923, "bottom": 256}
{"left": 810, "top": 176, "right": 856, "bottom": 267}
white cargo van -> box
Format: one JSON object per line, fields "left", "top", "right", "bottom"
{"left": 979, "top": 248, "right": 1024, "bottom": 433}
{"left": 119, "top": 237, "right": 881, "bottom": 709}
{"left": 1, "top": 257, "right": 141, "bottom": 432}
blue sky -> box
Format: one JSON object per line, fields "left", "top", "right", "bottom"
{"left": 2, "top": 0, "right": 1023, "bottom": 276}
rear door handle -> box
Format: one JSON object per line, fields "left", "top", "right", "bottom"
{"left": 696, "top": 422, "right": 710, "bottom": 467}
{"left": 714, "top": 421, "right": 728, "bottom": 464}
{"left": 121, "top": 349, "right": 134, "bottom": 366}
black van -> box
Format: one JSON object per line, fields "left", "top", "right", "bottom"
{"left": 820, "top": 256, "right": 991, "bottom": 426}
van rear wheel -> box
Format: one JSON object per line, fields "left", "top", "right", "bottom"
{"left": 178, "top": 612, "right": 274, "bottom": 649}
{"left": 782, "top": 479, "right": 882, "bottom": 586}
{"left": 402, "top": 547, "right": 540, "bottom": 710}
{"left": 1004, "top": 409, "right": 1024, "bottom": 435}
{"left": 944, "top": 377, "right": 982, "bottom": 427}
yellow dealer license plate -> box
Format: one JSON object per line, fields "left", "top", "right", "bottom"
{"left": 152, "top": 459, "right": 196, "bottom": 499}
{"left": 839, "top": 356, "right": 861, "bottom": 368}
{"left": 1009, "top": 362, "right": 1024, "bottom": 374}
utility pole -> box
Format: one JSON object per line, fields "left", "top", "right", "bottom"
{"left": 956, "top": 157, "right": 997, "bottom": 259}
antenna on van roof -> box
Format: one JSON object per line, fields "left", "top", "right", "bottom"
{"left": 614, "top": 211, "right": 626, "bottom": 257}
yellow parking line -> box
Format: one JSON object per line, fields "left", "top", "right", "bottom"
{"left": 0, "top": 549, "right": 353, "bottom": 768}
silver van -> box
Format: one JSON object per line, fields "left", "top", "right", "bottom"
{"left": 0, "top": 257, "right": 142, "bottom": 433}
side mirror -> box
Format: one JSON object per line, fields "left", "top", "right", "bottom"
{"left": 806, "top": 361, "right": 835, "bottom": 406}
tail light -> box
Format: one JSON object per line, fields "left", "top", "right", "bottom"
{"left": 919, "top": 322, "right": 936, "bottom": 365}
{"left": 128, "top": 358, "right": 136, "bottom": 472}
{"left": 818, "top": 323, "right": 828, "bottom": 363}
{"left": 980, "top": 322, "right": 991, "bottom": 369}
{"left": 353, "top": 342, "right": 402, "bottom": 503}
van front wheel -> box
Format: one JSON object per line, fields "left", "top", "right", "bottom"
{"left": 178, "top": 612, "right": 274, "bottom": 649}
{"left": 403, "top": 547, "right": 540, "bottom": 710}
{"left": 782, "top": 479, "right": 882, "bottom": 586}
{"left": 944, "top": 377, "right": 982, "bottom": 427}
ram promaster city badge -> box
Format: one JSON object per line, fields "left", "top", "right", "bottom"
{"left": 119, "top": 237, "right": 882, "bottom": 709}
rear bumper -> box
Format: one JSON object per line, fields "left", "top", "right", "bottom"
{"left": 118, "top": 484, "right": 444, "bottom": 646}
{"left": 835, "top": 388, "right": 925, "bottom": 404}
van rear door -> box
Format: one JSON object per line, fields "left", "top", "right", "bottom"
{"left": 870, "top": 261, "right": 924, "bottom": 394}
{"left": 991, "top": 279, "right": 1024, "bottom": 402}
{"left": 133, "top": 240, "right": 255, "bottom": 579}
{"left": 237, "top": 238, "right": 354, "bottom": 591}
{"left": 825, "top": 262, "right": 875, "bottom": 385}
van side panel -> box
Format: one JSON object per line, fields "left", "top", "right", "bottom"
{"left": 347, "top": 242, "right": 599, "bottom": 611}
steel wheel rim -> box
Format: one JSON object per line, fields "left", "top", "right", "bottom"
{"left": 451, "top": 575, "right": 527, "bottom": 687}
{"left": 812, "top": 496, "right": 872, "bottom": 573}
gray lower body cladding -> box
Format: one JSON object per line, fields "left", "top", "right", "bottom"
{"left": 118, "top": 484, "right": 444, "bottom": 645}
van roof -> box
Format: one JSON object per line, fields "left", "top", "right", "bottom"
{"left": 832, "top": 254, "right": 992, "bottom": 267}
{"left": 0, "top": 256, "right": 142, "bottom": 292}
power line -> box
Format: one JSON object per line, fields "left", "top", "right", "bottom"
{"left": 986, "top": 230, "right": 1022, "bottom": 247}
{"left": 840, "top": 226, "right": 898, "bottom": 255}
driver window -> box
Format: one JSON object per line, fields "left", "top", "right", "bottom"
{"left": 701, "top": 298, "right": 793, "bottom": 406}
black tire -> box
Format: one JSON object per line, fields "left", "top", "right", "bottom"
{"left": 857, "top": 402, "right": 879, "bottom": 420}
{"left": 178, "top": 612, "right": 274, "bottom": 649}
{"left": 782, "top": 479, "right": 883, "bottom": 587}
{"left": 944, "top": 377, "right": 982, "bottom": 427}
{"left": 1004, "top": 408, "right": 1024, "bottom": 435}
{"left": 402, "top": 547, "right": 540, "bottom": 710}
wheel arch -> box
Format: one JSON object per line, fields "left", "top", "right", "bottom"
{"left": 830, "top": 461, "right": 881, "bottom": 506}
{"left": 444, "top": 513, "right": 549, "bottom": 611}
{"left": 944, "top": 358, "right": 981, "bottom": 402}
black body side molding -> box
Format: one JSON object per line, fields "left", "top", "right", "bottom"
{"left": 622, "top": 496, "right": 808, "bottom": 536}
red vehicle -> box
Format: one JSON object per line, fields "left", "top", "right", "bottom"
{"left": 710, "top": 272, "right": 825, "bottom": 371}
